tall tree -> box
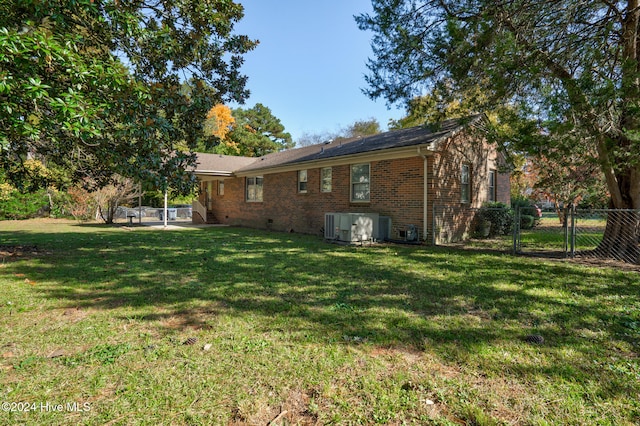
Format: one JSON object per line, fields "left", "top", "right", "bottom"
{"left": 344, "top": 118, "right": 381, "bottom": 137}
{"left": 226, "top": 103, "right": 293, "bottom": 157}
{"left": 296, "top": 131, "right": 335, "bottom": 147}
{"left": 295, "top": 118, "right": 381, "bottom": 147}
{"left": 0, "top": 0, "right": 256, "bottom": 194}
{"left": 389, "top": 84, "right": 486, "bottom": 129}
{"left": 204, "top": 104, "right": 236, "bottom": 141}
{"left": 357, "top": 1, "right": 640, "bottom": 261}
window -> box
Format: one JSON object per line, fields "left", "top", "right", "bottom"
{"left": 246, "top": 176, "right": 263, "bottom": 202}
{"left": 218, "top": 180, "right": 225, "bottom": 196}
{"left": 461, "top": 164, "right": 470, "bottom": 203}
{"left": 487, "top": 170, "right": 496, "bottom": 202}
{"left": 321, "top": 167, "right": 332, "bottom": 192}
{"left": 298, "top": 170, "right": 307, "bottom": 193}
{"left": 351, "top": 163, "right": 370, "bottom": 202}
{"left": 206, "top": 181, "right": 213, "bottom": 209}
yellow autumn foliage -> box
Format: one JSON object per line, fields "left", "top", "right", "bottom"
{"left": 205, "top": 104, "right": 235, "bottom": 140}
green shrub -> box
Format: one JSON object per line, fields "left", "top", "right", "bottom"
{"left": 511, "top": 197, "right": 541, "bottom": 228}
{"left": 520, "top": 214, "right": 535, "bottom": 229}
{"left": 0, "top": 189, "right": 49, "bottom": 220}
{"left": 48, "top": 190, "right": 73, "bottom": 219}
{"left": 477, "top": 202, "right": 514, "bottom": 237}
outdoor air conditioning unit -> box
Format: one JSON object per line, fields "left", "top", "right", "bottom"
{"left": 378, "top": 216, "right": 392, "bottom": 241}
{"left": 325, "top": 213, "right": 380, "bottom": 243}
{"left": 324, "top": 213, "right": 338, "bottom": 239}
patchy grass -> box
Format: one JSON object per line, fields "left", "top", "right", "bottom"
{"left": 0, "top": 219, "right": 639, "bottom": 425}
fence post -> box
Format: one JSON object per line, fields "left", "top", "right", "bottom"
{"left": 563, "top": 205, "right": 576, "bottom": 258}
{"left": 512, "top": 206, "right": 519, "bottom": 254}
{"left": 570, "top": 204, "right": 577, "bottom": 257}
{"left": 562, "top": 206, "right": 568, "bottom": 257}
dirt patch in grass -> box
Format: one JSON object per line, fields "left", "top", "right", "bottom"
{"left": 273, "top": 388, "right": 318, "bottom": 425}
{"left": 567, "top": 255, "right": 640, "bottom": 272}
{"left": 145, "top": 305, "right": 223, "bottom": 332}
{"left": 520, "top": 252, "right": 640, "bottom": 272}
{"left": 59, "top": 307, "right": 89, "bottom": 323}
{"left": 0, "top": 244, "right": 45, "bottom": 258}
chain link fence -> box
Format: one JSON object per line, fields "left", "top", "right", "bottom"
{"left": 433, "top": 205, "right": 640, "bottom": 265}
{"left": 113, "top": 205, "right": 193, "bottom": 223}
{"left": 571, "top": 209, "right": 640, "bottom": 264}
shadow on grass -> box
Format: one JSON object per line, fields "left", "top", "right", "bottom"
{"left": 2, "top": 225, "right": 638, "bottom": 383}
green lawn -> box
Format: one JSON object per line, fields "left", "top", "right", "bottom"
{"left": 1, "top": 220, "right": 639, "bottom": 425}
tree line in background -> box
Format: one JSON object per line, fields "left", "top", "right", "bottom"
{"left": 199, "top": 103, "right": 294, "bottom": 157}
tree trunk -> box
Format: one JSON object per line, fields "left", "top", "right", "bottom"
{"left": 595, "top": 163, "right": 640, "bottom": 263}
{"left": 595, "top": 209, "right": 640, "bottom": 264}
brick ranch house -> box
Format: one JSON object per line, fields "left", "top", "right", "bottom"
{"left": 191, "top": 115, "right": 510, "bottom": 243}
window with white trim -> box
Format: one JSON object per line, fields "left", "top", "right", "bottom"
{"left": 461, "top": 164, "right": 470, "bottom": 203}
{"left": 321, "top": 167, "right": 332, "bottom": 192}
{"left": 351, "top": 163, "right": 370, "bottom": 202}
{"left": 298, "top": 170, "right": 307, "bottom": 193}
{"left": 487, "top": 170, "right": 496, "bottom": 202}
{"left": 218, "top": 180, "right": 225, "bottom": 196}
{"left": 206, "top": 181, "right": 213, "bottom": 209}
{"left": 246, "top": 176, "right": 263, "bottom": 202}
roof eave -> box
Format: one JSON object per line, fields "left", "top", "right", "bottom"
{"left": 194, "top": 170, "right": 235, "bottom": 177}
{"left": 233, "top": 143, "right": 438, "bottom": 177}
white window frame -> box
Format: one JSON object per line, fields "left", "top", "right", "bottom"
{"left": 298, "top": 170, "right": 308, "bottom": 193}
{"left": 350, "top": 163, "right": 370, "bottom": 202}
{"left": 246, "top": 176, "right": 263, "bottom": 202}
{"left": 487, "top": 170, "right": 496, "bottom": 202}
{"left": 461, "top": 164, "right": 470, "bottom": 204}
{"left": 206, "top": 181, "right": 213, "bottom": 209}
{"left": 218, "top": 180, "right": 225, "bottom": 196}
{"left": 321, "top": 167, "right": 332, "bottom": 193}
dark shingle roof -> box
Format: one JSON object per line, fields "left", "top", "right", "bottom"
{"left": 195, "top": 115, "right": 483, "bottom": 175}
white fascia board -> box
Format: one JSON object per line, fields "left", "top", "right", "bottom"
{"left": 194, "top": 170, "right": 234, "bottom": 177}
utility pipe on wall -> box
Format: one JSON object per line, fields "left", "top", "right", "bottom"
{"left": 417, "top": 147, "right": 429, "bottom": 242}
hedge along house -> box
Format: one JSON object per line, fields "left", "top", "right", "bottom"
{"left": 192, "top": 115, "right": 510, "bottom": 244}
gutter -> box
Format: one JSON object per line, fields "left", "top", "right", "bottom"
{"left": 417, "top": 147, "right": 429, "bottom": 242}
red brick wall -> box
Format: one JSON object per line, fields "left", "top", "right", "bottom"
{"left": 428, "top": 132, "right": 511, "bottom": 243}
{"left": 202, "top": 131, "right": 509, "bottom": 243}
{"left": 207, "top": 158, "right": 426, "bottom": 238}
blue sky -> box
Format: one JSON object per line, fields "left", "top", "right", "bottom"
{"left": 232, "top": 0, "right": 405, "bottom": 143}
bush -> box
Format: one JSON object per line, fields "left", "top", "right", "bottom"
{"left": 476, "top": 202, "right": 514, "bottom": 237}
{"left": 511, "top": 197, "right": 541, "bottom": 228}
{"left": 520, "top": 214, "right": 535, "bottom": 229}
{"left": 0, "top": 189, "right": 49, "bottom": 220}
{"left": 48, "top": 189, "right": 73, "bottom": 219}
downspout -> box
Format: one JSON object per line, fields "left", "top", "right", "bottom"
{"left": 417, "top": 147, "right": 428, "bottom": 242}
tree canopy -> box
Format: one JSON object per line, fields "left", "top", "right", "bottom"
{"left": 356, "top": 1, "right": 640, "bottom": 211}
{"left": 211, "top": 103, "right": 295, "bottom": 157}
{"left": 0, "top": 0, "right": 256, "bottom": 194}
{"left": 296, "top": 118, "right": 382, "bottom": 147}
{"left": 344, "top": 118, "right": 381, "bottom": 138}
